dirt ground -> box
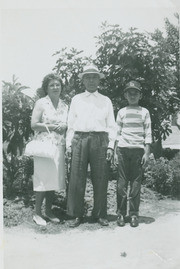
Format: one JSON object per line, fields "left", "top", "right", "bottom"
{"left": 3, "top": 182, "right": 180, "bottom": 269}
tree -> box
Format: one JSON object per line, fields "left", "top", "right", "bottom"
{"left": 93, "top": 20, "right": 180, "bottom": 146}
{"left": 164, "top": 13, "right": 179, "bottom": 98}
{"left": 52, "top": 47, "right": 92, "bottom": 104}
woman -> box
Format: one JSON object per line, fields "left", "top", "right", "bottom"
{"left": 31, "top": 73, "right": 68, "bottom": 226}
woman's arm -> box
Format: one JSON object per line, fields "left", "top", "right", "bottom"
{"left": 31, "top": 101, "right": 57, "bottom": 132}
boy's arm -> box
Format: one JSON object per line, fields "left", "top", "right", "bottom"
{"left": 114, "top": 140, "right": 119, "bottom": 166}
{"left": 141, "top": 143, "right": 151, "bottom": 167}
{"left": 144, "top": 110, "right": 152, "bottom": 144}
{"left": 113, "top": 111, "right": 122, "bottom": 165}
{"left": 142, "top": 110, "right": 152, "bottom": 167}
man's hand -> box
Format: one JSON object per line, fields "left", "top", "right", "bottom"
{"left": 106, "top": 148, "right": 114, "bottom": 161}
{"left": 66, "top": 147, "right": 72, "bottom": 159}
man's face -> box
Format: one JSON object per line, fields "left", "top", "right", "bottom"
{"left": 82, "top": 73, "right": 100, "bottom": 92}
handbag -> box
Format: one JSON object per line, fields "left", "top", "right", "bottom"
{"left": 24, "top": 125, "right": 58, "bottom": 159}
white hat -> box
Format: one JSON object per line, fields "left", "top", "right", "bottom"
{"left": 78, "top": 65, "right": 104, "bottom": 79}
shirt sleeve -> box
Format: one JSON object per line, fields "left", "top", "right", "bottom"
{"left": 106, "top": 98, "right": 117, "bottom": 149}
{"left": 116, "top": 110, "right": 123, "bottom": 142}
{"left": 66, "top": 98, "right": 76, "bottom": 148}
{"left": 144, "top": 110, "right": 152, "bottom": 144}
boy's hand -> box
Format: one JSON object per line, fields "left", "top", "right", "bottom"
{"left": 141, "top": 153, "right": 149, "bottom": 168}
{"left": 114, "top": 153, "right": 118, "bottom": 166}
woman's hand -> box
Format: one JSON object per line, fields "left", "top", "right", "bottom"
{"left": 53, "top": 123, "right": 67, "bottom": 134}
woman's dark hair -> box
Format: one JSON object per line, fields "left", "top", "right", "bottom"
{"left": 40, "top": 73, "right": 63, "bottom": 96}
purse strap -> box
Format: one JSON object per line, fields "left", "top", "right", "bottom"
{"left": 44, "top": 124, "right": 51, "bottom": 135}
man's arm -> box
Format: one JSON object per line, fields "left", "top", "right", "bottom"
{"left": 106, "top": 99, "right": 117, "bottom": 149}
{"left": 66, "top": 98, "right": 76, "bottom": 150}
{"left": 106, "top": 99, "right": 117, "bottom": 160}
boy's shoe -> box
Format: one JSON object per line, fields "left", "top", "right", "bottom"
{"left": 33, "top": 215, "right": 47, "bottom": 226}
{"left": 117, "top": 215, "right": 125, "bottom": 227}
{"left": 97, "top": 218, "right": 109, "bottom": 226}
{"left": 69, "top": 217, "right": 82, "bottom": 228}
{"left": 130, "top": 215, "right": 139, "bottom": 227}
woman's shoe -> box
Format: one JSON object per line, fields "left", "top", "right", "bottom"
{"left": 44, "top": 214, "right": 60, "bottom": 223}
{"left": 33, "top": 215, "right": 47, "bottom": 226}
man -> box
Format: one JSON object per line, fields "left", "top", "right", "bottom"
{"left": 66, "top": 65, "right": 116, "bottom": 227}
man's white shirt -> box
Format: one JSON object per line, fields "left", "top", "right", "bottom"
{"left": 66, "top": 90, "right": 116, "bottom": 149}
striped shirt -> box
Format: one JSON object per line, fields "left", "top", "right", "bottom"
{"left": 116, "top": 106, "right": 152, "bottom": 148}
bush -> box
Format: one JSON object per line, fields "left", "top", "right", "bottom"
{"left": 169, "top": 152, "right": 180, "bottom": 198}
{"left": 3, "top": 155, "right": 34, "bottom": 201}
{"left": 2, "top": 77, "right": 34, "bottom": 201}
{"left": 144, "top": 152, "right": 180, "bottom": 199}
{"left": 162, "top": 148, "right": 180, "bottom": 160}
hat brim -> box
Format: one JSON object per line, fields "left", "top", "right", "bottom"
{"left": 78, "top": 72, "right": 104, "bottom": 79}
{"left": 124, "top": 86, "right": 141, "bottom": 92}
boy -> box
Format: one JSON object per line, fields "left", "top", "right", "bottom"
{"left": 115, "top": 81, "right": 152, "bottom": 227}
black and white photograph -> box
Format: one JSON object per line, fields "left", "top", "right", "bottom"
{"left": 1, "top": 0, "right": 180, "bottom": 268}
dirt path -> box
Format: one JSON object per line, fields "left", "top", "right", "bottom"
{"left": 3, "top": 191, "right": 180, "bottom": 269}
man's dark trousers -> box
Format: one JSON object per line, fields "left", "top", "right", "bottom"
{"left": 67, "top": 132, "right": 109, "bottom": 219}
{"left": 116, "top": 147, "right": 144, "bottom": 217}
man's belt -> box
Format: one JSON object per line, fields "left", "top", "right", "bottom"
{"left": 74, "top": 131, "right": 107, "bottom": 135}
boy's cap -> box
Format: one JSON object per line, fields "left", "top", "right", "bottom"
{"left": 124, "top": 81, "right": 142, "bottom": 92}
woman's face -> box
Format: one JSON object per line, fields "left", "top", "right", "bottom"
{"left": 47, "top": 79, "right": 62, "bottom": 98}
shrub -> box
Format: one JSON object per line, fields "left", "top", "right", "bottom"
{"left": 144, "top": 152, "right": 180, "bottom": 198}
{"left": 169, "top": 152, "right": 180, "bottom": 198}
{"left": 3, "top": 155, "right": 34, "bottom": 200}
{"left": 2, "top": 77, "right": 34, "bottom": 199}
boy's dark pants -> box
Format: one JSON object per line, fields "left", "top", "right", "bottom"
{"left": 67, "top": 132, "right": 109, "bottom": 219}
{"left": 116, "top": 147, "right": 144, "bottom": 217}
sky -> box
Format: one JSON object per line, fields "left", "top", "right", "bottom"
{"left": 1, "top": 0, "right": 179, "bottom": 90}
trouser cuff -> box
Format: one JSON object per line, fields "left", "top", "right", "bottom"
{"left": 129, "top": 211, "right": 139, "bottom": 217}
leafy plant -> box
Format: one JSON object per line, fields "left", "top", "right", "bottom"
{"left": 2, "top": 76, "right": 34, "bottom": 197}
{"left": 3, "top": 155, "right": 34, "bottom": 199}
{"left": 144, "top": 153, "right": 180, "bottom": 199}
{"left": 169, "top": 152, "right": 180, "bottom": 198}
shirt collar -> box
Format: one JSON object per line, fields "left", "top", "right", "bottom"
{"left": 84, "top": 90, "right": 99, "bottom": 97}
{"left": 45, "top": 95, "right": 60, "bottom": 108}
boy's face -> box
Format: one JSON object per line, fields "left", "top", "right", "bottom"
{"left": 124, "top": 88, "right": 142, "bottom": 106}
